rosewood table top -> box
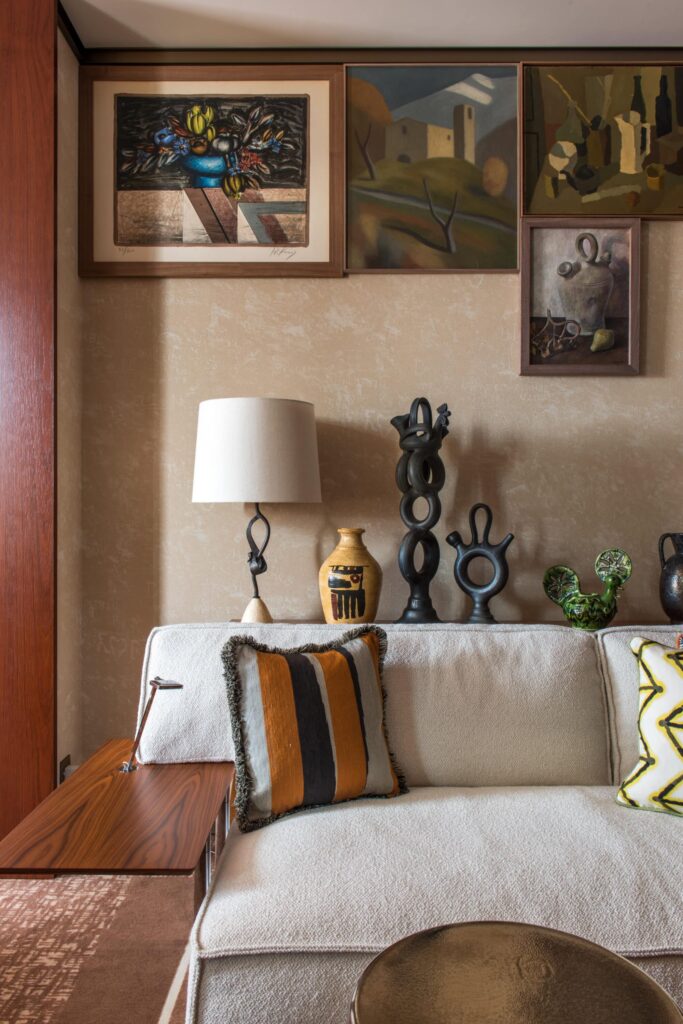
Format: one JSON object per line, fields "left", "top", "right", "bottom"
{"left": 0, "top": 739, "right": 234, "bottom": 875}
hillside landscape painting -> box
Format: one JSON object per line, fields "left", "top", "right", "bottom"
{"left": 347, "top": 65, "right": 518, "bottom": 271}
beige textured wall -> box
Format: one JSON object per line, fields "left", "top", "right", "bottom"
{"left": 57, "top": 34, "right": 83, "bottom": 767}
{"left": 54, "top": 36, "right": 682, "bottom": 759}
{"left": 76, "top": 226, "right": 683, "bottom": 755}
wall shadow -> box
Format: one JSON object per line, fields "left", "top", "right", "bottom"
{"left": 315, "top": 410, "right": 680, "bottom": 625}
{"left": 80, "top": 278, "right": 162, "bottom": 757}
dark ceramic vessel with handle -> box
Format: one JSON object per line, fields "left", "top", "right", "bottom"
{"left": 659, "top": 533, "right": 683, "bottom": 623}
{"left": 446, "top": 504, "right": 514, "bottom": 625}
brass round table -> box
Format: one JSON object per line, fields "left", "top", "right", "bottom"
{"left": 350, "top": 922, "right": 683, "bottom": 1024}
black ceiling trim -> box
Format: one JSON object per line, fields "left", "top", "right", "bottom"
{"left": 78, "top": 46, "right": 683, "bottom": 66}
{"left": 58, "top": 1, "right": 86, "bottom": 61}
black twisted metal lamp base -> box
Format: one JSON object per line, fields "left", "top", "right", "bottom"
{"left": 242, "top": 504, "right": 273, "bottom": 622}
{"left": 246, "top": 503, "right": 271, "bottom": 599}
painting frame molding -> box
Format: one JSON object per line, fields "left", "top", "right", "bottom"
{"left": 344, "top": 62, "right": 522, "bottom": 274}
{"left": 522, "top": 61, "right": 683, "bottom": 219}
{"left": 79, "top": 64, "right": 344, "bottom": 278}
{"left": 520, "top": 216, "right": 641, "bottom": 377}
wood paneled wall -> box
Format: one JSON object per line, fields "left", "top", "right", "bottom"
{"left": 0, "top": 0, "right": 56, "bottom": 838}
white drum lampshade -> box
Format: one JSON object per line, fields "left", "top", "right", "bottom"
{"left": 192, "top": 397, "right": 322, "bottom": 622}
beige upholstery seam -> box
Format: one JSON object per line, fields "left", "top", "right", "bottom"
{"left": 192, "top": 943, "right": 683, "bottom": 960}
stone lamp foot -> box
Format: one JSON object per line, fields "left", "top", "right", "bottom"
{"left": 241, "top": 597, "right": 273, "bottom": 624}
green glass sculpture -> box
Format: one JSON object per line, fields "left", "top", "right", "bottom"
{"left": 543, "top": 549, "right": 633, "bottom": 631}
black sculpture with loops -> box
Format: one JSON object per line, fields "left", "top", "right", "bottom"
{"left": 447, "top": 503, "right": 514, "bottom": 624}
{"left": 391, "top": 398, "right": 451, "bottom": 624}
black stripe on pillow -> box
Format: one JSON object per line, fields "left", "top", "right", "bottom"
{"left": 339, "top": 644, "right": 369, "bottom": 775}
{"left": 285, "top": 652, "right": 337, "bottom": 807}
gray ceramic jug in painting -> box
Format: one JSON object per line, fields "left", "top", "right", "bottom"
{"left": 659, "top": 533, "right": 683, "bottom": 623}
{"left": 557, "top": 232, "right": 614, "bottom": 334}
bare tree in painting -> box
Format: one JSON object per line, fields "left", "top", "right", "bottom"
{"left": 423, "top": 178, "right": 458, "bottom": 254}
{"left": 355, "top": 123, "right": 377, "bottom": 181}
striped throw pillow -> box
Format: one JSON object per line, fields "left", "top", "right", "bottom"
{"left": 222, "top": 626, "right": 407, "bottom": 831}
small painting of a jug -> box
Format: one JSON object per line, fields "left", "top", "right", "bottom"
{"left": 556, "top": 232, "right": 615, "bottom": 334}
{"left": 615, "top": 111, "right": 652, "bottom": 175}
{"left": 659, "top": 533, "right": 683, "bottom": 623}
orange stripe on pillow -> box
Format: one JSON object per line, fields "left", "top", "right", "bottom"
{"left": 315, "top": 649, "right": 368, "bottom": 801}
{"left": 257, "top": 652, "right": 305, "bottom": 815}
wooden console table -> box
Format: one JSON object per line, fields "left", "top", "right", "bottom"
{"left": 0, "top": 739, "right": 234, "bottom": 911}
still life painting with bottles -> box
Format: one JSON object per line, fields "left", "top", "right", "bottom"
{"left": 524, "top": 65, "right": 683, "bottom": 215}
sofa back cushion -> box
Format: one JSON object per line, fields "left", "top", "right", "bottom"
{"left": 138, "top": 622, "right": 610, "bottom": 786}
{"left": 597, "top": 625, "right": 680, "bottom": 783}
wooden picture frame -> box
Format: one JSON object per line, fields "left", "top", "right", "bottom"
{"left": 345, "top": 63, "right": 521, "bottom": 273}
{"left": 79, "top": 64, "right": 344, "bottom": 277}
{"left": 520, "top": 217, "right": 640, "bottom": 376}
{"left": 523, "top": 62, "right": 683, "bottom": 219}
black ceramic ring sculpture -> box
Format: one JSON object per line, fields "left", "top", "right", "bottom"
{"left": 391, "top": 398, "right": 451, "bottom": 624}
{"left": 447, "top": 503, "right": 514, "bottom": 624}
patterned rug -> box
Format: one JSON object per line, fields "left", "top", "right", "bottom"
{"left": 0, "top": 874, "right": 191, "bottom": 1024}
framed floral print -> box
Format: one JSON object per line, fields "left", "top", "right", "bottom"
{"left": 79, "top": 65, "right": 344, "bottom": 277}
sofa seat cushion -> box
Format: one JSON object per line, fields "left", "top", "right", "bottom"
{"left": 195, "top": 786, "right": 683, "bottom": 961}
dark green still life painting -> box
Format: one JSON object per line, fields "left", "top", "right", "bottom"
{"left": 525, "top": 65, "right": 683, "bottom": 216}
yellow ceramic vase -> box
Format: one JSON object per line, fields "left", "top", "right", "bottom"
{"left": 319, "top": 528, "right": 382, "bottom": 625}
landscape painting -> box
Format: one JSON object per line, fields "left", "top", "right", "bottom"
{"left": 346, "top": 65, "right": 519, "bottom": 272}
{"left": 525, "top": 65, "right": 683, "bottom": 216}
{"left": 80, "top": 66, "right": 344, "bottom": 277}
{"left": 520, "top": 218, "right": 640, "bottom": 376}
{"left": 115, "top": 94, "right": 308, "bottom": 247}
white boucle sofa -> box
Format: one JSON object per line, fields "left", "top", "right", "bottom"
{"left": 136, "top": 623, "right": 683, "bottom": 1023}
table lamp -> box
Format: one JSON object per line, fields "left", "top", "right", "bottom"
{"left": 192, "top": 397, "right": 322, "bottom": 623}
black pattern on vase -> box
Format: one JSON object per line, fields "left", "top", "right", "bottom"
{"left": 328, "top": 565, "right": 366, "bottom": 621}
{"left": 391, "top": 398, "right": 451, "bottom": 624}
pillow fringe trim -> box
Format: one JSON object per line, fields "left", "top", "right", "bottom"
{"left": 221, "top": 625, "right": 408, "bottom": 833}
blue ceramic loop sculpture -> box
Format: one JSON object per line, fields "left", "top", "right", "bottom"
{"left": 447, "top": 504, "right": 514, "bottom": 624}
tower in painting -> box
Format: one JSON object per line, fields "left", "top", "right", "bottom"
{"left": 453, "top": 105, "right": 476, "bottom": 164}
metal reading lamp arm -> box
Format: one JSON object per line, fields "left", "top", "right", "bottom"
{"left": 246, "top": 503, "right": 271, "bottom": 599}
{"left": 120, "top": 677, "right": 183, "bottom": 773}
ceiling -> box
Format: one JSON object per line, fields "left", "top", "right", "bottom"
{"left": 63, "top": 0, "right": 683, "bottom": 50}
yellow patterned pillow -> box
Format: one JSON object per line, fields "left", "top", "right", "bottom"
{"left": 617, "top": 638, "right": 683, "bottom": 817}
